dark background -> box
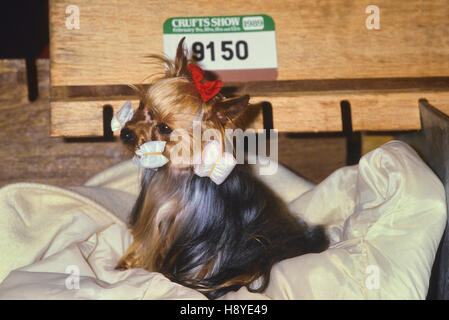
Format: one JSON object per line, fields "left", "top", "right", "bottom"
{"left": 0, "top": 0, "right": 49, "bottom": 59}
{"left": 0, "top": 0, "right": 49, "bottom": 101}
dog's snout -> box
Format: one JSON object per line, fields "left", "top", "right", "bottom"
{"left": 120, "top": 127, "right": 135, "bottom": 144}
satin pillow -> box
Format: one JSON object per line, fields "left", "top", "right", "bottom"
{"left": 258, "top": 141, "right": 446, "bottom": 299}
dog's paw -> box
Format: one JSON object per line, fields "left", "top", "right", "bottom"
{"left": 115, "top": 259, "right": 131, "bottom": 271}
{"left": 115, "top": 248, "right": 143, "bottom": 271}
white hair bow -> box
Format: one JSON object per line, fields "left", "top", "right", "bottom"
{"left": 194, "top": 140, "right": 237, "bottom": 185}
{"left": 111, "top": 101, "right": 134, "bottom": 132}
{"left": 134, "top": 141, "right": 169, "bottom": 169}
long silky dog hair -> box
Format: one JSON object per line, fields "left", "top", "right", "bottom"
{"left": 116, "top": 38, "right": 329, "bottom": 299}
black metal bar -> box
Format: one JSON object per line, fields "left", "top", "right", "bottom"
{"left": 25, "top": 58, "right": 38, "bottom": 102}
{"left": 340, "top": 100, "right": 361, "bottom": 165}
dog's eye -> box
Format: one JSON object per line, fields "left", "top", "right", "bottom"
{"left": 157, "top": 122, "right": 172, "bottom": 135}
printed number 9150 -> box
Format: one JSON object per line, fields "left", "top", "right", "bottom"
{"left": 191, "top": 41, "right": 249, "bottom": 62}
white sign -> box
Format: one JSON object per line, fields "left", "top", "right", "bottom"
{"left": 163, "top": 15, "right": 278, "bottom": 81}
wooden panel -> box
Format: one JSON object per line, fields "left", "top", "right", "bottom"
{"left": 49, "top": 78, "right": 449, "bottom": 100}
{"left": 0, "top": 59, "right": 131, "bottom": 187}
{"left": 51, "top": 96, "right": 341, "bottom": 136}
{"left": 424, "top": 95, "right": 449, "bottom": 116}
{"left": 277, "top": 133, "right": 346, "bottom": 184}
{"left": 50, "top": 0, "right": 449, "bottom": 86}
{"left": 362, "top": 134, "right": 394, "bottom": 155}
{"left": 257, "top": 91, "right": 449, "bottom": 132}
{"left": 51, "top": 100, "right": 131, "bottom": 136}
{"left": 50, "top": 99, "right": 264, "bottom": 137}
{"left": 1, "top": 59, "right": 345, "bottom": 186}
{"left": 252, "top": 96, "right": 342, "bottom": 132}
{"left": 51, "top": 90, "right": 449, "bottom": 136}
{"left": 350, "top": 92, "right": 449, "bottom": 131}
{"left": 255, "top": 91, "right": 447, "bottom": 132}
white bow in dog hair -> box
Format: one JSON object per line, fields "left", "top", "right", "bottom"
{"left": 134, "top": 141, "right": 169, "bottom": 169}
{"left": 111, "top": 101, "right": 134, "bottom": 132}
{"left": 194, "top": 140, "right": 237, "bottom": 185}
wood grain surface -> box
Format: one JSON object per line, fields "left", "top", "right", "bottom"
{"left": 50, "top": 0, "right": 449, "bottom": 85}
{"left": 51, "top": 88, "right": 449, "bottom": 135}
{"left": 49, "top": 0, "right": 449, "bottom": 136}
{"left": 0, "top": 59, "right": 131, "bottom": 187}
{"left": 1, "top": 59, "right": 346, "bottom": 186}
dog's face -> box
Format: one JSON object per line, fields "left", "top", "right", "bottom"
{"left": 121, "top": 77, "right": 202, "bottom": 150}
{"left": 120, "top": 39, "right": 250, "bottom": 168}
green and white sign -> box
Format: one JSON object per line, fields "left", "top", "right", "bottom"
{"left": 163, "top": 14, "right": 278, "bottom": 81}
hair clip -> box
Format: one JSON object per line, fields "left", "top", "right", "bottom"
{"left": 188, "top": 64, "right": 223, "bottom": 102}
{"left": 194, "top": 140, "right": 237, "bottom": 185}
{"left": 111, "top": 101, "right": 134, "bottom": 132}
{"left": 134, "top": 141, "right": 169, "bottom": 169}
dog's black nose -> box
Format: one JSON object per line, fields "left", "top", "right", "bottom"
{"left": 120, "top": 127, "right": 135, "bottom": 144}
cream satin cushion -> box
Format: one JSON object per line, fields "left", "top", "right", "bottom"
{"left": 0, "top": 141, "right": 445, "bottom": 299}
{"left": 262, "top": 140, "right": 447, "bottom": 299}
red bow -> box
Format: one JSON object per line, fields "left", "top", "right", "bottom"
{"left": 188, "top": 64, "right": 223, "bottom": 102}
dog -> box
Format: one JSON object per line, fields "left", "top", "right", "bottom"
{"left": 114, "top": 38, "right": 329, "bottom": 299}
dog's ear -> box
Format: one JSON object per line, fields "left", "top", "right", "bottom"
{"left": 210, "top": 95, "right": 250, "bottom": 125}
{"left": 173, "top": 37, "right": 189, "bottom": 77}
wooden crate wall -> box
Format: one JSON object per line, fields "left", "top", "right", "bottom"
{"left": 49, "top": 0, "right": 449, "bottom": 137}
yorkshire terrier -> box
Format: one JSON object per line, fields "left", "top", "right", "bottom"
{"left": 113, "top": 38, "right": 329, "bottom": 299}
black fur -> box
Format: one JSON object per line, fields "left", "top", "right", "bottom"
{"left": 129, "top": 164, "right": 329, "bottom": 299}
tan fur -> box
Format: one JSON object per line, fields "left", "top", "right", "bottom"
{"left": 116, "top": 39, "right": 254, "bottom": 295}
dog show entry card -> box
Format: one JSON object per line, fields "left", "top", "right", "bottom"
{"left": 163, "top": 14, "right": 278, "bottom": 82}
